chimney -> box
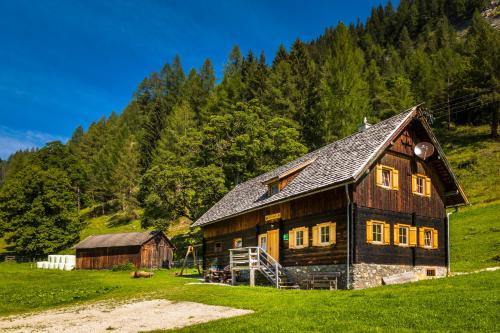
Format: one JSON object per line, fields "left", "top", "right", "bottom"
{"left": 358, "top": 117, "right": 371, "bottom": 132}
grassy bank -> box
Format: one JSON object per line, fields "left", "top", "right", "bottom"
{"left": 0, "top": 263, "right": 498, "bottom": 332}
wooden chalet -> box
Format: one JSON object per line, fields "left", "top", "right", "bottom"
{"left": 74, "top": 231, "right": 175, "bottom": 270}
{"left": 192, "top": 106, "right": 468, "bottom": 289}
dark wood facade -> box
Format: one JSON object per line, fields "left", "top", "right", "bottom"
{"left": 76, "top": 233, "right": 174, "bottom": 270}
{"left": 201, "top": 122, "right": 452, "bottom": 270}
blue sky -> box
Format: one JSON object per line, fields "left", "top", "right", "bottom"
{"left": 0, "top": 0, "right": 394, "bottom": 159}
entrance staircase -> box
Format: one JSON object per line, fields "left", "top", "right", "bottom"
{"left": 229, "top": 247, "right": 299, "bottom": 289}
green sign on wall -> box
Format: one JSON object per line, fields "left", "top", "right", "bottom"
{"left": 283, "top": 234, "right": 289, "bottom": 241}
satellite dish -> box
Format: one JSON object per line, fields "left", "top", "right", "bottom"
{"left": 414, "top": 142, "right": 435, "bottom": 160}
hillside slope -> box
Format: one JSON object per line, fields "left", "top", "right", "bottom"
{"left": 437, "top": 125, "right": 500, "bottom": 272}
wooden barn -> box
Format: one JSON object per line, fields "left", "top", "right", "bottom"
{"left": 74, "top": 231, "right": 175, "bottom": 270}
{"left": 192, "top": 106, "right": 468, "bottom": 289}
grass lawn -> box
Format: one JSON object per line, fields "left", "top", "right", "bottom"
{"left": 450, "top": 203, "right": 500, "bottom": 272}
{"left": 0, "top": 263, "right": 498, "bottom": 332}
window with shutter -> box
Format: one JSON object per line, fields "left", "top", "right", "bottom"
{"left": 367, "top": 220, "right": 388, "bottom": 245}
{"left": 376, "top": 164, "right": 399, "bottom": 191}
{"left": 289, "top": 227, "right": 309, "bottom": 249}
{"left": 412, "top": 174, "right": 431, "bottom": 197}
{"left": 394, "top": 224, "right": 410, "bottom": 246}
{"left": 312, "top": 222, "right": 336, "bottom": 246}
{"left": 419, "top": 227, "right": 438, "bottom": 249}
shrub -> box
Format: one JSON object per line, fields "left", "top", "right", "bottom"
{"left": 111, "top": 261, "right": 135, "bottom": 271}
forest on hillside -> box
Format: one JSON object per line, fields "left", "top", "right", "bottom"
{"left": 0, "top": 0, "right": 499, "bottom": 256}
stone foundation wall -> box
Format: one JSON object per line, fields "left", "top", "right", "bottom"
{"left": 235, "top": 263, "right": 447, "bottom": 289}
{"left": 284, "top": 264, "right": 350, "bottom": 289}
{"left": 351, "top": 263, "right": 447, "bottom": 289}
{"left": 283, "top": 263, "right": 447, "bottom": 289}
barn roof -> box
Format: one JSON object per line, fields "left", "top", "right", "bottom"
{"left": 74, "top": 231, "right": 170, "bottom": 249}
{"left": 192, "top": 105, "right": 468, "bottom": 228}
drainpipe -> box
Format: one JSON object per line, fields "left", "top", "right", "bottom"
{"left": 345, "top": 184, "right": 351, "bottom": 289}
{"left": 446, "top": 209, "right": 457, "bottom": 276}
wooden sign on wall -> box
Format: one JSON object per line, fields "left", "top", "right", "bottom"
{"left": 265, "top": 212, "right": 281, "bottom": 222}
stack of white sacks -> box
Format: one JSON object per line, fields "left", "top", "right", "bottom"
{"left": 36, "top": 255, "right": 76, "bottom": 271}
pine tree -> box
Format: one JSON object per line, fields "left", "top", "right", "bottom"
{"left": 466, "top": 11, "right": 500, "bottom": 138}
{"left": 318, "top": 23, "right": 371, "bottom": 141}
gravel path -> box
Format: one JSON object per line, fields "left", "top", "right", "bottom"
{"left": 0, "top": 299, "right": 253, "bottom": 333}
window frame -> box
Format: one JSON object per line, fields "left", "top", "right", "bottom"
{"left": 398, "top": 225, "right": 409, "bottom": 246}
{"left": 381, "top": 168, "right": 392, "bottom": 188}
{"left": 423, "top": 230, "right": 433, "bottom": 248}
{"left": 312, "top": 222, "right": 336, "bottom": 247}
{"left": 258, "top": 234, "right": 267, "bottom": 251}
{"left": 289, "top": 226, "right": 309, "bottom": 249}
{"left": 416, "top": 176, "right": 425, "bottom": 195}
{"left": 371, "top": 222, "right": 384, "bottom": 244}
{"left": 412, "top": 173, "right": 431, "bottom": 197}
{"left": 214, "top": 242, "right": 222, "bottom": 253}
{"left": 268, "top": 182, "right": 280, "bottom": 196}
{"left": 319, "top": 225, "right": 330, "bottom": 245}
{"left": 419, "top": 227, "right": 438, "bottom": 250}
{"left": 376, "top": 164, "right": 399, "bottom": 191}
{"left": 295, "top": 229, "right": 304, "bottom": 247}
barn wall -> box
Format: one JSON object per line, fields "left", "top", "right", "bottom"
{"left": 76, "top": 246, "right": 141, "bottom": 269}
{"left": 140, "top": 235, "right": 174, "bottom": 268}
{"left": 76, "top": 235, "right": 174, "bottom": 270}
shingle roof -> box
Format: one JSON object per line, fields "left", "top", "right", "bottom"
{"left": 74, "top": 231, "right": 166, "bottom": 249}
{"left": 192, "top": 107, "right": 419, "bottom": 228}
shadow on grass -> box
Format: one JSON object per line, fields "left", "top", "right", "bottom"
{"left": 107, "top": 213, "right": 135, "bottom": 228}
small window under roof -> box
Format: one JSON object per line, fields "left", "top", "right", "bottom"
{"left": 263, "top": 157, "right": 317, "bottom": 195}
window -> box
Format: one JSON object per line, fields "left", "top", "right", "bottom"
{"left": 320, "top": 226, "right": 330, "bottom": 244}
{"left": 424, "top": 230, "right": 432, "bottom": 247}
{"left": 412, "top": 174, "right": 431, "bottom": 197}
{"left": 399, "top": 226, "right": 408, "bottom": 245}
{"left": 296, "top": 230, "right": 304, "bottom": 247}
{"left": 312, "top": 222, "right": 336, "bottom": 246}
{"left": 382, "top": 169, "right": 391, "bottom": 187}
{"left": 419, "top": 227, "right": 438, "bottom": 249}
{"left": 258, "top": 234, "right": 267, "bottom": 251}
{"left": 372, "top": 223, "right": 383, "bottom": 243}
{"left": 393, "top": 223, "right": 417, "bottom": 247}
{"left": 416, "top": 177, "right": 424, "bottom": 194}
{"left": 269, "top": 182, "right": 280, "bottom": 196}
{"left": 233, "top": 237, "right": 242, "bottom": 248}
{"left": 289, "top": 227, "right": 309, "bottom": 249}
{"left": 375, "top": 165, "right": 399, "bottom": 190}
{"left": 214, "top": 242, "right": 222, "bottom": 253}
{"left": 426, "top": 269, "right": 436, "bottom": 277}
{"left": 366, "top": 220, "right": 390, "bottom": 245}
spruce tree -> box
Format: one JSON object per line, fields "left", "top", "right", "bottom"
{"left": 318, "top": 23, "right": 371, "bottom": 141}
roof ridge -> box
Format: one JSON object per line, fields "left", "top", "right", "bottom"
{"left": 192, "top": 105, "right": 420, "bottom": 227}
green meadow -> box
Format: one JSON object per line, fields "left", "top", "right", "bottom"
{"left": 0, "top": 263, "right": 498, "bottom": 332}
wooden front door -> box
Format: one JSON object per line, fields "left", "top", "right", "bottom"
{"left": 267, "top": 229, "right": 279, "bottom": 261}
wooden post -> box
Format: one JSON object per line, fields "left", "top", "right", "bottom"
{"left": 249, "top": 268, "right": 255, "bottom": 287}
{"left": 192, "top": 245, "right": 201, "bottom": 275}
{"left": 275, "top": 263, "right": 279, "bottom": 288}
{"left": 179, "top": 245, "right": 192, "bottom": 276}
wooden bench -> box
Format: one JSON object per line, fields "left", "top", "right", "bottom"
{"left": 304, "top": 272, "right": 341, "bottom": 290}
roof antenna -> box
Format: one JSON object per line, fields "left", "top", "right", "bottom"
{"left": 358, "top": 117, "right": 371, "bottom": 132}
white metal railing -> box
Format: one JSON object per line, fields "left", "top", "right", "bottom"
{"left": 229, "top": 246, "right": 284, "bottom": 288}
